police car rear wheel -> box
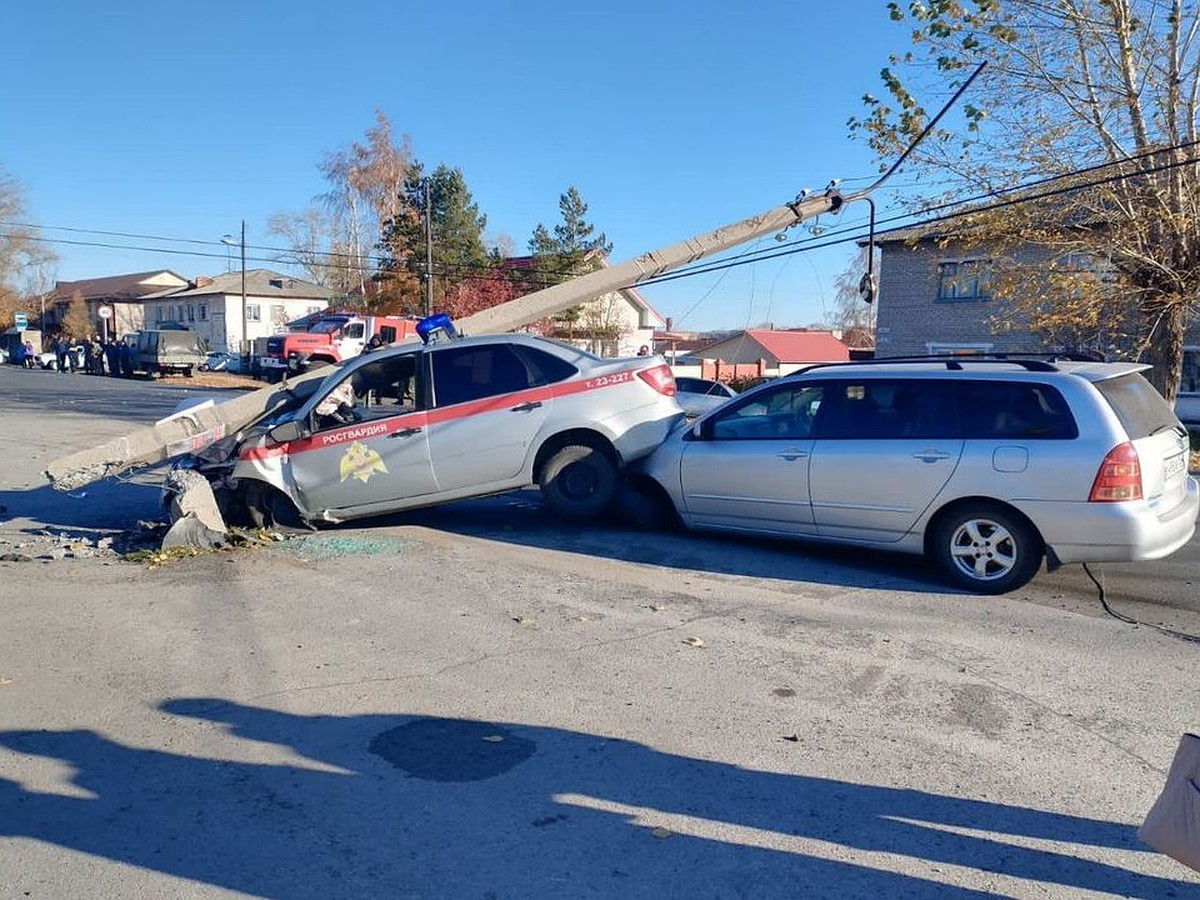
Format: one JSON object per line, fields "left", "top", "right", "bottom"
{"left": 539, "top": 444, "right": 617, "bottom": 520}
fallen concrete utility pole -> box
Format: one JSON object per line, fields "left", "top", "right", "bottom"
{"left": 455, "top": 191, "right": 843, "bottom": 336}
{"left": 45, "top": 189, "right": 845, "bottom": 492}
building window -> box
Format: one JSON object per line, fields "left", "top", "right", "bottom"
{"left": 936, "top": 260, "right": 991, "bottom": 302}
{"left": 1182, "top": 347, "right": 1200, "bottom": 395}
{"left": 198, "top": 304, "right": 207, "bottom": 321}
{"left": 187, "top": 304, "right": 195, "bottom": 322}
{"left": 155, "top": 306, "right": 163, "bottom": 322}
{"left": 246, "top": 304, "right": 262, "bottom": 322}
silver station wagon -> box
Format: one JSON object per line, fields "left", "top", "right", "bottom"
{"left": 636, "top": 358, "right": 1199, "bottom": 593}
{"left": 182, "top": 322, "right": 684, "bottom": 527}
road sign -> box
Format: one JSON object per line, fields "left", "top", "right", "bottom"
{"left": 13, "top": 312, "right": 27, "bottom": 329}
{"left": 97, "top": 306, "right": 112, "bottom": 320}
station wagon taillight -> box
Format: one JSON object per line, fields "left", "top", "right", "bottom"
{"left": 638, "top": 364, "right": 677, "bottom": 396}
{"left": 1089, "top": 442, "right": 1143, "bottom": 502}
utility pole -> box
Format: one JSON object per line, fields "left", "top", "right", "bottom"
{"left": 424, "top": 181, "right": 434, "bottom": 316}
{"left": 240, "top": 219, "right": 247, "bottom": 355}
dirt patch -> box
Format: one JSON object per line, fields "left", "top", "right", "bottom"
{"left": 184, "top": 371, "right": 264, "bottom": 391}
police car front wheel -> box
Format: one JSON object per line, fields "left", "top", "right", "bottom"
{"left": 539, "top": 444, "right": 618, "bottom": 520}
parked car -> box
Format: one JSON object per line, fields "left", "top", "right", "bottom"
{"left": 674, "top": 376, "right": 738, "bottom": 418}
{"left": 200, "top": 351, "right": 247, "bottom": 374}
{"left": 35, "top": 345, "right": 86, "bottom": 371}
{"left": 635, "top": 358, "right": 1199, "bottom": 594}
{"left": 172, "top": 319, "right": 685, "bottom": 527}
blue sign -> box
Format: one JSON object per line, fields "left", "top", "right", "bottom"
{"left": 13, "top": 312, "right": 27, "bottom": 330}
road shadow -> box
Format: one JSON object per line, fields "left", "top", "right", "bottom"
{"left": 1, "top": 700, "right": 1191, "bottom": 899}
{"left": 374, "top": 492, "right": 957, "bottom": 595}
{"left": 0, "top": 477, "right": 164, "bottom": 537}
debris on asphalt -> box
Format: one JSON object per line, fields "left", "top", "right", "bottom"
{"left": 160, "top": 514, "right": 228, "bottom": 552}
{"left": 682, "top": 636, "right": 705, "bottom": 648}
{"left": 163, "top": 468, "right": 228, "bottom": 538}
{"left": 268, "top": 534, "right": 413, "bottom": 560}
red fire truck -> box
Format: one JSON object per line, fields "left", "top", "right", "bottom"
{"left": 258, "top": 312, "right": 420, "bottom": 380}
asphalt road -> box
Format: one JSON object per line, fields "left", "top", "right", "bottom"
{"left": 2, "top": 363, "right": 1199, "bottom": 899}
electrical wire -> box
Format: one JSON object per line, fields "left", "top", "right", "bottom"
{"left": 1082, "top": 562, "right": 1200, "bottom": 644}
{"left": 5, "top": 136, "right": 1200, "bottom": 294}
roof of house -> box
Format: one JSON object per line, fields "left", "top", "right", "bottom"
{"left": 699, "top": 328, "right": 851, "bottom": 363}
{"left": 141, "top": 269, "right": 334, "bottom": 301}
{"left": 53, "top": 270, "right": 188, "bottom": 302}
{"left": 748, "top": 329, "right": 851, "bottom": 362}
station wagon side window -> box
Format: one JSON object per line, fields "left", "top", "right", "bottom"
{"left": 817, "top": 380, "right": 959, "bottom": 440}
{"left": 430, "top": 344, "right": 534, "bottom": 407}
{"left": 704, "top": 384, "right": 826, "bottom": 440}
{"left": 955, "top": 381, "right": 1078, "bottom": 439}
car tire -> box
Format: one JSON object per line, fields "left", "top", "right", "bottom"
{"left": 930, "top": 503, "right": 1043, "bottom": 595}
{"left": 539, "top": 443, "right": 618, "bottom": 520}
{"left": 242, "top": 481, "right": 310, "bottom": 532}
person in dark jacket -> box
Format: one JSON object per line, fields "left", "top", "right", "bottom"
{"left": 119, "top": 338, "right": 134, "bottom": 377}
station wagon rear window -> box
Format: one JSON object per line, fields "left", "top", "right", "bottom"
{"left": 1093, "top": 373, "right": 1179, "bottom": 439}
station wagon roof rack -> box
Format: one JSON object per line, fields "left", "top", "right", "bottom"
{"left": 794, "top": 355, "right": 1064, "bottom": 374}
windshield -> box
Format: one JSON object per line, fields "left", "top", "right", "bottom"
{"left": 309, "top": 320, "right": 346, "bottom": 335}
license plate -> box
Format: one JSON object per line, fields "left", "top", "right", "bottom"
{"left": 1164, "top": 451, "right": 1186, "bottom": 480}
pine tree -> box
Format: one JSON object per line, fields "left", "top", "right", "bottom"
{"left": 379, "top": 163, "right": 491, "bottom": 315}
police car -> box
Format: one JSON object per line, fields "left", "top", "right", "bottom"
{"left": 184, "top": 315, "right": 685, "bottom": 527}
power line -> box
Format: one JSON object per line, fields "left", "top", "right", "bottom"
{"left": 6, "top": 137, "right": 1200, "bottom": 299}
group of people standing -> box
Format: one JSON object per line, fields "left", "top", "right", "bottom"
{"left": 16, "top": 335, "right": 139, "bottom": 377}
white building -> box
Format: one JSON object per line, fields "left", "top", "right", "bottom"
{"left": 142, "top": 270, "right": 333, "bottom": 352}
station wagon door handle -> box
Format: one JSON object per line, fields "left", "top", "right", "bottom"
{"left": 511, "top": 401, "right": 543, "bottom": 412}
{"left": 913, "top": 450, "right": 952, "bottom": 462}
{"left": 390, "top": 427, "right": 423, "bottom": 438}
{"left": 777, "top": 448, "right": 809, "bottom": 461}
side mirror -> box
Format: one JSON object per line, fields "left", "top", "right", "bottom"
{"left": 267, "top": 420, "right": 305, "bottom": 445}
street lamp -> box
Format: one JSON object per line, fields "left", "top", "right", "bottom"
{"left": 220, "top": 221, "right": 247, "bottom": 353}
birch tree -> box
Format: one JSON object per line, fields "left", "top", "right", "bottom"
{"left": 270, "top": 112, "right": 413, "bottom": 305}
{"left": 852, "top": 0, "right": 1200, "bottom": 400}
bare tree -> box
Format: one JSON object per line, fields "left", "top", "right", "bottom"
{"left": 269, "top": 112, "right": 413, "bottom": 306}
{"left": 0, "top": 166, "right": 57, "bottom": 328}
{"left": 852, "top": 0, "right": 1200, "bottom": 399}
{"left": 61, "top": 288, "right": 92, "bottom": 340}
{"left": 827, "top": 247, "right": 878, "bottom": 348}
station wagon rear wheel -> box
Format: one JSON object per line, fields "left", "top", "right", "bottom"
{"left": 931, "top": 503, "right": 1043, "bottom": 595}
{"left": 539, "top": 443, "right": 618, "bottom": 520}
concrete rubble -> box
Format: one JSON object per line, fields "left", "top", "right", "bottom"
{"left": 161, "top": 469, "right": 229, "bottom": 551}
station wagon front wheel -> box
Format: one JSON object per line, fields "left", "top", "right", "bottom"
{"left": 539, "top": 443, "right": 618, "bottom": 520}
{"left": 931, "top": 503, "right": 1043, "bottom": 595}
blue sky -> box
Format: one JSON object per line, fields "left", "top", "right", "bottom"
{"left": 3, "top": 1, "right": 913, "bottom": 332}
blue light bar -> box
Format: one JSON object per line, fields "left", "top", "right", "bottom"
{"left": 416, "top": 313, "right": 458, "bottom": 345}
